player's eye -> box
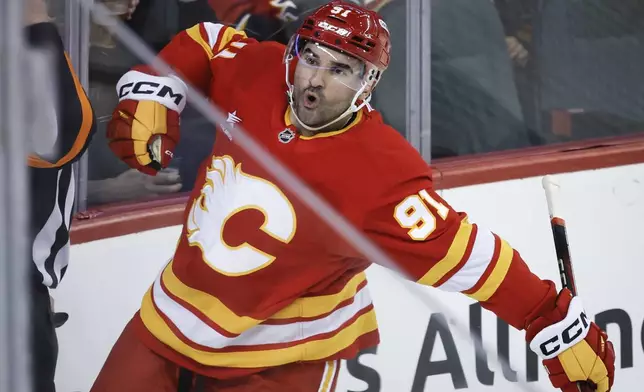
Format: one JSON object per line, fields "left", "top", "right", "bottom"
{"left": 331, "top": 66, "right": 348, "bottom": 76}
{"left": 304, "top": 56, "right": 317, "bottom": 66}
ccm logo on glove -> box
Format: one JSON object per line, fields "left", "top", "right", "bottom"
{"left": 148, "top": 135, "right": 175, "bottom": 163}
{"left": 530, "top": 296, "right": 590, "bottom": 359}
{"left": 119, "top": 81, "right": 183, "bottom": 105}
{"left": 116, "top": 70, "right": 187, "bottom": 113}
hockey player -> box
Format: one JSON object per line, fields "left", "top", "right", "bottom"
{"left": 92, "top": 1, "right": 615, "bottom": 391}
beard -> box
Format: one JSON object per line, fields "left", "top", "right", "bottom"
{"left": 292, "top": 87, "right": 347, "bottom": 128}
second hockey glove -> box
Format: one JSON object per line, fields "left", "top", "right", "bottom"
{"left": 107, "top": 70, "right": 185, "bottom": 175}
{"left": 526, "top": 289, "right": 615, "bottom": 392}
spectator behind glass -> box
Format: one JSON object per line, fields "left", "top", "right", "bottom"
{"left": 275, "top": 0, "right": 536, "bottom": 158}
{"left": 534, "top": 0, "right": 644, "bottom": 142}
{"left": 207, "top": 0, "right": 296, "bottom": 43}
{"left": 430, "top": 0, "right": 536, "bottom": 157}
{"left": 492, "top": 0, "right": 545, "bottom": 145}
{"left": 86, "top": 0, "right": 220, "bottom": 205}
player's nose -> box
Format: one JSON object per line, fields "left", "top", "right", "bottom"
{"left": 308, "top": 68, "right": 326, "bottom": 88}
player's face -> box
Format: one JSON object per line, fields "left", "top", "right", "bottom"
{"left": 292, "top": 42, "right": 365, "bottom": 128}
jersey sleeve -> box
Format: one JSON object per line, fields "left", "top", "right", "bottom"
{"left": 130, "top": 22, "right": 255, "bottom": 98}
{"left": 26, "top": 22, "right": 95, "bottom": 169}
{"left": 363, "top": 171, "right": 556, "bottom": 330}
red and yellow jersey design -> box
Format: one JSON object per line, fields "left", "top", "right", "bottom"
{"left": 131, "top": 22, "right": 553, "bottom": 378}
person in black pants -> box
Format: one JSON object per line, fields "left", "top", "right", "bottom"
{"left": 24, "top": 1, "right": 97, "bottom": 390}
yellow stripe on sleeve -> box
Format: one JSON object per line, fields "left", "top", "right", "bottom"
{"left": 417, "top": 219, "right": 473, "bottom": 286}
{"left": 186, "top": 24, "right": 215, "bottom": 59}
{"left": 217, "top": 26, "right": 247, "bottom": 52}
{"left": 466, "top": 239, "right": 514, "bottom": 301}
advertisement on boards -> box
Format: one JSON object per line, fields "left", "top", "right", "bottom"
{"left": 336, "top": 264, "right": 642, "bottom": 391}
{"left": 337, "top": 167, "right": 644, "bottom": 391}
{"left": 53, "top": 165, "right": 644, "bottom": 392}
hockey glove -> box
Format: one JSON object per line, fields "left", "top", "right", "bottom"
{"left": 526, "top": 289, "right": 615, "bottom": 392}
{"left": 107, "top": 70, "right": 185, "bottom": 175}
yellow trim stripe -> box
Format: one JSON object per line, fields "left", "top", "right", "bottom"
{"left": 28, "top": 53, "right": 94, "bottom": 168}
{"left": 162, "top": 262, "right": 368, "bottom": 333}
{"left": 319, "top": 360, "right": 337, "bottom": 392}
{"left": 130, "top": 101, "right": 167, "bottom": 166}
{"left": 161, "top": 261, "right": 260, "bottom": 335}
{"left": 284, "top": 107, "right": 365, "bottom": 139}
{"left": 417, "top": 219, "right": 473, "bottom": 286}
{"left": 140, "top": 289, "right": 378, "bottom": 368}
{"left": 466, "top": 239, "right": 514, "bottom": 301}
{"left": 217, "top": 26, "right": 246, "bottom": 52}
{"left": 559, "top": 341, "right": 609, "bottom": 391}
{"left": 271, "top": 273, "right": 367, "bottom": 319}
{"left": 186, "top": 24, "right": 214, "bottom": 59}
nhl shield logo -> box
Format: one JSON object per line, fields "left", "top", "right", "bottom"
{"left": 278, "top": 128, "right": 295, "bottom": 143}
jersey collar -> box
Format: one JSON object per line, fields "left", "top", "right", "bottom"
{"left": 284, "top": 106, "right": 364, "bottom": 140}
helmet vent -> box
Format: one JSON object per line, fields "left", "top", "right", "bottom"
{"left": 328, "top": 16, "right": 346, "bottom": 23}
{"left": 349, "top": 42, "right": 371, "bottom": 52}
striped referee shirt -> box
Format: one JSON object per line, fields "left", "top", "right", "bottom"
{"left": 27, "top": 22, "right": 95, "bottom": 288}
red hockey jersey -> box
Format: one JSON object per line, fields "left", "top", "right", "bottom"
{"left": 130, "top": 22, "right": 555, "bottom": 378}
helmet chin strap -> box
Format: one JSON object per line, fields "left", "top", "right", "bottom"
{"left": 285, "top": 55, "right": 373, "bottom": 133}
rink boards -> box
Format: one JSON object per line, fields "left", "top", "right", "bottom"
{"left": 53, "top": 163, "right": 644, "bottom": 392}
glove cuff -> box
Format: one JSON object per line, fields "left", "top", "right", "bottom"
{"left": 116, "top": 70, "right": 188, "bottom": 113}
{"left": 528, "top": 294, "right": 591, "bottom": 360}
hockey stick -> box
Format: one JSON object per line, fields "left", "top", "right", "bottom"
{"left": 542, "top": 175, "right": 579, "bottom": 296}
{"left": 542, "top": 175, "right": 595, "bottom": 392}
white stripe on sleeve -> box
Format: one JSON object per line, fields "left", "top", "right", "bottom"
{"left": 437, "top": 227, "right": 496, "bottom": 292}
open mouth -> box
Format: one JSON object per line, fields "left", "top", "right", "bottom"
{"left": 302, "top": 92, "right": 319, "bottom": 109}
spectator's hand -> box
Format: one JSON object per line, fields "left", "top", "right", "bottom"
{"left": 105, "top": 168, "right": 182, "bottom": 202}
{"left": 505, "top": 36, "right": 529, "bottom": 67}
{"left": 24, "top": 0, "right": 51, "bottom": 26}
{"left": 125, "top": 0, "right": 140, "bottom": 20}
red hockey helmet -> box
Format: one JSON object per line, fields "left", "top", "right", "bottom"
{"left": 295, "top": 0, "right": 391, "bottom": 72}
{"left": 284, "top": 1, "right": 392, "bottom": 131}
